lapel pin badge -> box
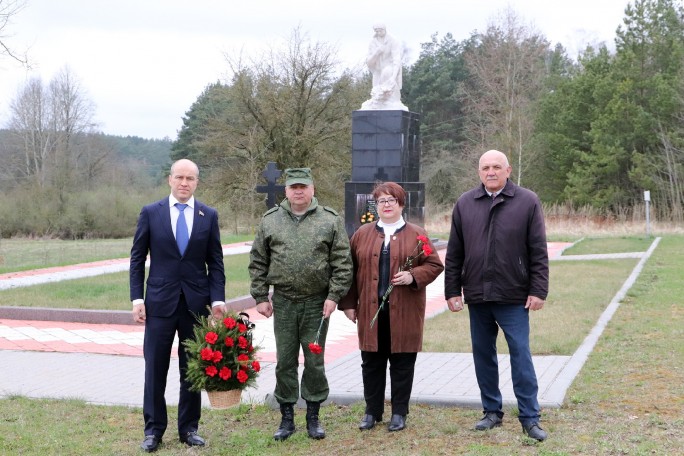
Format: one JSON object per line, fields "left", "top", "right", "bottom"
{"left": 199, "top": 210, "right": 205, "bottom": 216}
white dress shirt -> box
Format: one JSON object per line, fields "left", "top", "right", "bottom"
{"left": 170, "top": 195, "right": 195, "bottom": 240}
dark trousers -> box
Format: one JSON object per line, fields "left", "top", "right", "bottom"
{"left": 361, "top": 307, "right": 417, "bottom": 417}
{"left": 468, "top": 302, "right": 540, "bottom": 426}
{"left": 143, "top": 295, "right": 201, "bottom": 437}
{"left": 272, "top": 294, "right": 330, "bottom": 404}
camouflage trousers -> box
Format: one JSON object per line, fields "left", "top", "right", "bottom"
{"left": 272, "top": 293, "right": 330, "bottom": 405}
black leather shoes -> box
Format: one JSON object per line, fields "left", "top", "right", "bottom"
{"left": 475, "top": 412, "right": 503, "bottom": 430}
{"left": 140, "top": 435, "right": 161, "bottom": 453}
{"left": 522, "top": 423, "right": 548, "bottom": 441}
{"left": 180, "top": 431, "right": 206, "bottom": 447}
{"left": 387, "top": 414, "right": 406, "bottom": 432}
{"left": 358, "top": 414, "right": 382, "bottom": 430}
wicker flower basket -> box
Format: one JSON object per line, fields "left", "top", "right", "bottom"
{"left": 207, "top": 389, "right": 242, "bottom": 409}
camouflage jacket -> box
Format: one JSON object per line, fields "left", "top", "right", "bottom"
{"left": 249, "top": 197, "right": 353, "bottom": 304}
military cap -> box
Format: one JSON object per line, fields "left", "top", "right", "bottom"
{"left": 284, "top": 167, "right": 313, "bottom": 186}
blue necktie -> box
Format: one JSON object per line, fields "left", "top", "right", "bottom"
{"left": 175, "top": 203, "right": 189, "bottom": 255}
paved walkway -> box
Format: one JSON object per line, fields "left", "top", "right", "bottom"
{"left": 0, "top": 239, "right": 660, "bottom": 411}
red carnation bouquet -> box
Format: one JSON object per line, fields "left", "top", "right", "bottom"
{"left": 370, "top": 235, "right": 433, "bottom": 328}
{"left": 183, "top": 310, "right": 261, "bottom": 392}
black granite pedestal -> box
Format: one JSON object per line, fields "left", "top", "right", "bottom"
{"left": 345, "top": 110, "right": 424, "bottom": 236}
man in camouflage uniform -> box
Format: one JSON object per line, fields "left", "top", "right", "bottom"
{"left": 249, "top": 167, "right": 352, "bottom": 441}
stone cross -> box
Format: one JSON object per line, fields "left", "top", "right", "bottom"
{"left": 256, "top": 161, "right": 285, "bottom": 208}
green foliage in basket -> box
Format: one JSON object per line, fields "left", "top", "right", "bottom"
{"left": 183, "top": 310, "right": 261, "bottom": 392}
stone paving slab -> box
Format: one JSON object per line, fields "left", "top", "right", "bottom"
{"left": 0, "top": 348, "right": 571, "bottom": 410}
{"left": 326, "top": 351, "right": 572, "bottom": 409}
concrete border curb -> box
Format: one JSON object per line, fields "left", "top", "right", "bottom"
{"left": 0, "top": 295, "right": 258, "bottom": 325}
{"left": 542, "top": 237, "right": 661, "bottom": 404}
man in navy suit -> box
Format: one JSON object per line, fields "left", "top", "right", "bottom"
{"left": 130, "top": 158, "right": 226, "bottom": 453}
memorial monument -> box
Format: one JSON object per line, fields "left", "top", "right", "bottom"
{"left": 360, "top": 24, "right": 408, "bottom": 112}
{"left": 345, "top": 24, "right": 424, "bottom": 236}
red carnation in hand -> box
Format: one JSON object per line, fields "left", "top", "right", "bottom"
{"left": 205, "top": 365, "right": 218, "bottom": 377}
{"left": 205, "top": 331, "right": 219, "bottom": 344}
{"left": 211, "top": 350, "right": 223, "bottom": 363}
{"left": 237, "top": 354, "right": 250, "bottom": 362}
{"left": 219, "top": 367, "right": 232, "bottom": 380}
{"left": 251, "top": 360, "right": 261, "bottom": 372}
{"left": 308, "top": 317, "right": 326, "bottom": 355}
{"left": 223, "top": 317, "right": 237, "bottom": 329}
{"left": 237, "top": 370, "right": 249, "bottom": 383}
{"left": 225, "top": 336, "right": 234, "bottom": 347}
{"left": 200, "top": 347, "right": 214, "bottom": 361}
{"left": 238, "top": 323, "right": 247, "bottom": 333}
{"left": 370, "top": 234, "right": 434, "bottom": 329}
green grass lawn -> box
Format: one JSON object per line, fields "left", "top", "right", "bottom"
{"left": 1, "top": 235, "right": 682, "bottom": 454}
{"left": 424, "top": 259, "right": 638, "bottom": 355}
{"left": 0, "top": 238, "right": 133, "bottom": 274}
{"left": 0, "top": 254, "right": 252, "bottom": 309}
{"left": 0, "top": 233, "right": 252, "bottom": 274}
{"left": 563, "top": 236, "right": 654, "bottom": 255}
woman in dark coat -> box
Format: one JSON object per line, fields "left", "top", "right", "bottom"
{"left": 339, "top": 182, "right": 443, "bottom": 432}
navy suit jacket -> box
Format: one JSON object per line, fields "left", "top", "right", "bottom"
{"left": 129, "top": 197, "right": 225, "bottom": 318}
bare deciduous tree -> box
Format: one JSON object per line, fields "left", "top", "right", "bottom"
{"left": 0, "top": 0, "right": 29, "bottom": 66}
{"left": 7, "top": 67, "right": 99, "bottom": 191}
{"left": 459, "top": 8, "right": 550, "bottom": 185}
{"left": 226, "top": 27, "right": 361, "bottom": 169}
{"left": 172, "top": 27, "right": 365, "bottom": 220}
{"left": 656, "top": 123, "right": 684, "bottom": 221}
{"left": 8, "top": 76, "right": 54, "bottom": 186}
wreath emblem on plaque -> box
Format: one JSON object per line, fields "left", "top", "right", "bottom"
{"left": 360, "top": 200, "right": 378, "bottom": 224}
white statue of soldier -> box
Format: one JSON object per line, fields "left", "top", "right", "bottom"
{"left": 360, "top": 23, "right": 408, "bottom": 111}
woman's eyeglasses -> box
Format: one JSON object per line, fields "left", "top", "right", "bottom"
{"left": 376, "top": 198, "right": 398, "bottom": 206}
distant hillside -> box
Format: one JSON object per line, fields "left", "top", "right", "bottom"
{"left": 101, "top": 134, "right": 172, "bottom": 179}
{"left": 0, "top": 130, "right": 172, "bottom": 180}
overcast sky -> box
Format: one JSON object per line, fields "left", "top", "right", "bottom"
{"left": 0, "top": 0, "right": 632, "bottom": 139}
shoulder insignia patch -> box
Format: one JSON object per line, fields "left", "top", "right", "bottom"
{"left": 323, "top": 206, "right": 339, "bottom": 216}
{"left": 263, "top": 206, "right": 280, "bottom": 217}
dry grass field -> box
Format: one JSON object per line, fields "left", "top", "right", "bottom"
{"left": 425, "top": 206, "right": 684, "bottom": 240}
